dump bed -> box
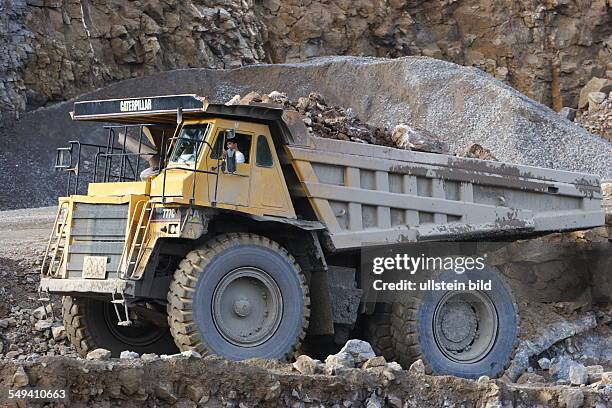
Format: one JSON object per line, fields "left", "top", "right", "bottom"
{"left": 286, "top": 137, "right": 604, "bottom": 250}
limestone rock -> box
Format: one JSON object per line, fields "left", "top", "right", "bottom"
{"left": 391, "top": 124, "right": 449, "bottom": 154}
{"left": 559, "top": 389, "right": 584, "bottom": 408}
{"left": 362, "top": 356, "right": 386, "bottom": 370}
{"left": 34, "top": 319, "right": 53, "bottom": 331}
{"left": 120, "top": 350, "right": 140, "bottom": 359}
{"left": 517, "top": 372, "right": 545, "bottom": 384}
{"left": 408, "top": 359, "right": 425, "bottom": 374}
{"left": 586, "top": 365, "right": 604, "bottom": 383}
{"left": 339, "top": 339, "right": 376, "bottom": 365}
{"left": 568, "top": 364, "right": 588, "bottom": 385}
{"left": 293, "top": 355, "right": 321, "bottom": 375}
{"left": 578, "top": 78, "right": 612, "bottom": 109}
{"left": 11, "top": 366, "right": 29, "bottom": 387}
{"left": 537, "top": 357, "right": 551, "bottom": 370}
{"left": 325, "top": 351, "right": 355, "bottom": 369}
{"left": 51, "top": 325, "right": 65, "bottom": 341}
{"left": 588, "top": 92, "right": 607, "bottom": 110}
{"left": 460, "top": 143, "right": 498, "bottom": 161}
{"left": 86, "top": 348, "right": 112, "bottom": 360}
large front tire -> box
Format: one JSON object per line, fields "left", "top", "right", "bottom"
{"left": 167, "top": 233, "right": 309, "bottom": 360}
{"left": 390, "top": 267, "right": 519, "bottom": 378}
{"left": 62, "top": 296, "right": 178, "bottom": 357}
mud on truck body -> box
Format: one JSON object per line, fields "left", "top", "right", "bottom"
{"left": 40, "top": 95, "right": 605, "bottom": 378}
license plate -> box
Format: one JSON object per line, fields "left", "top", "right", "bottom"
{"left": 82, "top": 256, "right": 108, "bottom": 279}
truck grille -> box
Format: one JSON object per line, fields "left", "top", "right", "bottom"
{"left": 66, "top": 203, "right": 128, "bottom": 279}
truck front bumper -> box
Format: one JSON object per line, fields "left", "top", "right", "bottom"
{"left": 39, "top": 278, "right": 133, "bottom": 295}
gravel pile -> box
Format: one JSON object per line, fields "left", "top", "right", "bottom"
{"left": 0, "top": 250, "right": 77, "bottom": 362}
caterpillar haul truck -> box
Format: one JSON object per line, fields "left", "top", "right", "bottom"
{"left": 40, "top": 94, "right": 605, "bottom": 378}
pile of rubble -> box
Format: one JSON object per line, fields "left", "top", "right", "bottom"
{"left": 227, "top": 91, "right": 494, "bottom": 159}
{"left": 2, "top": 339, "right": 611, "bottom": 408}
{"left": 0, "top": 303, "right": 76, "bottom": 362}
{"left": 561, "top": 76, "right": 612, "bottom": 142}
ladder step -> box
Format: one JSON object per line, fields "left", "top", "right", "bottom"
{"left": 111, "top": 299, "right": 125, "bottom": 304}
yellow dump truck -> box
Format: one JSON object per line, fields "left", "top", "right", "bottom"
{"left": 40, "top": 95, "right": 604, "bottom": 378}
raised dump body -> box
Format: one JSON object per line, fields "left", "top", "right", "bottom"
{"left": 287, "top": 136, "right": 604, "bottom": 250}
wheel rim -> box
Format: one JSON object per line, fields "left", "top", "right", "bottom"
{"left": 432, "top": 291, "right": 498, "bottom": 363}
{"left": 102, "top": 302, "right": 167, "bottom": 347}
{"left": 212, "top": 267, "right": 283, "bottom": 347}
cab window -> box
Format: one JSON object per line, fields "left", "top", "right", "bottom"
{"left": 256, "top": 135, "right": 273, "bottom": 167}
{"left": 210, "top": 130, "right": 252, "bottom": 164}
{"left": 169, "top": 124, "right": 210, "bottom": 163}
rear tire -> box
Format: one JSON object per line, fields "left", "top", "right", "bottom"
{"left": 390, "top": 267, "right": 519, "bottom": 378}
{"left": 62, "top": 296, "right": 178, "bottom": 357}
{"left": 167, "top": 233, "right": 310, "bottom": 360}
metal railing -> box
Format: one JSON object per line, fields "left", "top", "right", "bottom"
{"left": 55, "top": 124, "right": 164, "bottom": 195}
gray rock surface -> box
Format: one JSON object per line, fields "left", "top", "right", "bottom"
{"left": 86, "top": 348, "right": 112, "bottom": 361}
{"left": 339, "top": 339, "right": 376, "bottom": 365}
{"left": 2, "top": 57, "right": 610, "bottom": 210}
{"left": 568, "top": 364, "right": 588, "bottom": 385}
{"left": 120, "top": 350, "right": 140, "bottom": 360}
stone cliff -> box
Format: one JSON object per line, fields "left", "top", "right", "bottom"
{"left": 1, "top": 0, "right": 611, "bottom": 123}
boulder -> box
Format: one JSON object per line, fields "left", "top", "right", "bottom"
{"left": 559, "top": 389, "right": 584, "bottom": 408}
{"left": 32, "top": 305, "right": 51, "bottom": 320}
{"left": 550, "top": 357, "right": 579, "bottom": 380}
{"left": 568, "top": 364, "right": 588, "bottom": 385}
{"left": 578, "top": 77, "right": 612, "bottom": 109}
{"left": 34, "top": 319, "right": 53, "bottom": 331}
{"left": 325, "top": 351, "right": 355, "bottom": 369}
{"left": 120, "top": 350, "right": 140, "bottom": 359}
{"left": 51, "top": 325, "right": 65, "bottom": 341}
{"left": 293, "top": 355, "right": 321, "bottom": 375}
{"left": 362, "top": 356, "right": 387, "bottom": 370}
{"left": 408, "top": 359, "right": 425, "bottom": 374}
{"left": 586, "top": 365, "right": 604, "bottom": 383}
{"left": 460, "top": 143, "right": 498, "bottom": 161}
{"left": 339, "top": 339, "right": 376, "bottom": 365}
{"left": 391, "top": 124, "right": 449, "bottom": 154}
{"left": 588, "top": 92, "right": 607, "bottom": 110}
{"left": 86, "top": 348, "right": 112, "bottom": 360}
{"left": 11, "top": 366, "right": 29, "bottom": 387}
{"left": 558, "top": 107, "right": 577, "bottom": 121}
{"left": 537, "top": 357, "right": 551, "bottom": 370}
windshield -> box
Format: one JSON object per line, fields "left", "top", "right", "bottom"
{"left": 169, "top": 124, "right": 210, "bottom": 164}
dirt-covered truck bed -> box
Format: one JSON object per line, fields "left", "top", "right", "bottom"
{"left": 287, "top": 136, "right": 604, "bottom": 250}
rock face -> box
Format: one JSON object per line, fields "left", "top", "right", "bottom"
{"left": 2, "top": 0, "right": 612, "bottom": 123}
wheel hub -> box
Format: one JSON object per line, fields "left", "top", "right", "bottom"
{"left": 212, "top": 267, "right": 283, "bottom": 347}
{"left": 439, "top": 301, "right": 477, "bottom": 350}
{"left": 433, "top": 291, "right": 498, "bottom": 363}
{"left": 233, "top": 299, "right": 252, "bottom": 317}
